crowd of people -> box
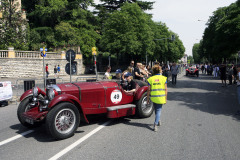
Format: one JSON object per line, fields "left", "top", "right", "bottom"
{"left": 103, "top": 60, "right": 180, "bottom": 87}
{"left": 199, "top": 63, "right": 238, "bottom": 87}
{"left": 45, "top": 64, "right": 60, "bottom": 78}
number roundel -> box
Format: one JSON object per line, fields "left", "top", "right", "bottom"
{"left": 110, "top": 89, "right": 122, "bottom": 104}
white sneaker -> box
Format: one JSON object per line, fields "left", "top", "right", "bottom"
{"left": 153, "top": 124, "right": 158, "bottom": 132}
{"left": 157, "top": 120, "right": 161, "bottom": 126}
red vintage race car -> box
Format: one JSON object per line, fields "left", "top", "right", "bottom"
{"left": 186, "top": 66, "right": 199, "bottom": 77}
{"left": 17, "top": 80, "right": 153, "bottom": 140}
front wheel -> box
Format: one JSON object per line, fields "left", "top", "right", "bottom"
{"left": 46, "top": 102, "right": 80, "bottom": 140}
{"left": 136, "top": 92, "right": 154, "bottom": 118}
{"left": 17, "top": 96, "right": 41, "bottom": 128}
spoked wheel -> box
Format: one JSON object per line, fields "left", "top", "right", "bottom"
{"left": 46, "top": 102, "right": 80, "bottom": 140}
{"left": 136, "top": 92, "right": 154, "bottom": 118}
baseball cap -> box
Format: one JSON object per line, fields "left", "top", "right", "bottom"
{"left": 124, "top": 72, "right": 132, "bottom": 77}
{"left": 115, "top": 69, "right": 122, "bottom": 74}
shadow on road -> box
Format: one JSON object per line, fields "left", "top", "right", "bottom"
{"left": 167, "top": 74, "right": 240, "bottom": 121}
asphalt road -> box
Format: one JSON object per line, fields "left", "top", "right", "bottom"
{"left": 1, "top": 73, "right": 240, "bottom": 160}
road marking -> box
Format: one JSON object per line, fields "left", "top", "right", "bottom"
{"left": 49, "top": 120, "right": 112, "bottom": 160}
{"left": 0, "top": 130, "right": 34, "bottom": 146}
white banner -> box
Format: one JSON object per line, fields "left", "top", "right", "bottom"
{"left": 0, "top": 81, "right": 12, "bottom": 101}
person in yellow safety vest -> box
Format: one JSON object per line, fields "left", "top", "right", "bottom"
{"left": 147, "top": 65, "right": 168, "bottom": 132}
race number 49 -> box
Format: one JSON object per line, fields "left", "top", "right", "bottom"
{"left": 110, "top": 90, "right": 122, "bottom": 104}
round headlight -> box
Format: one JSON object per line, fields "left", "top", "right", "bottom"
{"left": 47, "top": 89, "right": 55, "bottom": 100}
{"left": 33, "top": 87, "right": 38, "bottom": 97}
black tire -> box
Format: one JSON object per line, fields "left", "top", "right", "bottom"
{"left": 46, "top": 102, "right": 80, "bottom": 140}
{"left": 17, "top": 96, "right": 40, "bottom": 128}
{"left": 186, "top": 72, "right": 188, "bottom": 76}
{"left": 136, "top": 92, "right": 154, "bottom": 118}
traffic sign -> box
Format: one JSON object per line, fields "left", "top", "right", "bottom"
{"left": 92, "top": 47, "right": 97, "bottom": 55}
{"left": 40, "top": 47, "right": 47, "bottom": 57}
{"left": 66, "top": 49, "right": 76, "bottom": 62}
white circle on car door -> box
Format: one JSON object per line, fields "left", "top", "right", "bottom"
{"left": 110, "top": 89, "right": 122, "bottom": 104}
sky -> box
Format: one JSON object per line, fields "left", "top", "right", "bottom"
{"left": 93, "top": 0, "right": 237, "bottom": 56}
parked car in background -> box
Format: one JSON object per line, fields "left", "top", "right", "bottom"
{"left": 186, "top": 65, "right": 199, "bottom": 77}
{"left": 17, "top": 80, "right": 153, "bottom": 140}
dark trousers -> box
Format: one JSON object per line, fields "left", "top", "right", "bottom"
{"left": 172, "top": 74, "right": 177, "bottom": 85}
{"left": 228, "top": 75, "right": 232, "bottom": 85}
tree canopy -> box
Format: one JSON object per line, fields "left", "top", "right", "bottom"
{"left": 1, "top": 0, "right": 186, "bottom": 67}
{"left": 197, "top": 0, "right": 240, "bottom": 63}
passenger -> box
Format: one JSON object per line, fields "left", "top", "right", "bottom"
{"left": 112, "top": 69, "right": 122, "bottom": 80}
{"left": 104, "top": 66, "right": 112, "bottom": 79}
{"left": 129, "top": 60, "right": 135, "bottom": 79}
{"left": 135, "top": 63, "right": 144, "bottom": 81}
{"left": 123, "top": 73, "right": 136, "bottom": 93}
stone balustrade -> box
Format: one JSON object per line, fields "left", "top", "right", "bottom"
{"left": 0, "top": 48, "right": 84, "bottom": 78}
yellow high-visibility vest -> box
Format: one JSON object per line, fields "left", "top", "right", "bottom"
{"left": 147, "top": 75, "right": 167, "bottom": 104}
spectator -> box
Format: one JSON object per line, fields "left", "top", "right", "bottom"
{"left": 147, "top": 65, "right": 168, "bottom": 132}
{"left": 204, "top": 63, "right": 208, "bottom": 74}
{"left": 104, "top": 66, "right": 112, "bottom": 79}
{"left": 201, "top": 65, "right": 205, "bottom": 74}
{"left": 236, "top": 65, "right": 240, "bottom": 114}
{"left": 54, "top": 65, "right": 57, "bottom": 78}
{"left": 57, "top": 65, "right": 60, "bottom": 78}
{"left": 46, "top": 64, "right": 49, "bottom": 78}
{"left": 233, "top": 64, "right": 237, "bottom": 84}
{"left": 171, "top": 62, "right": 178, "bottom": 85}
{"left": 213, "top": 64, "right": 219, "bottom": 77}
{"left": 219, "top": 64, "right": 227, "bottom": 87}
{"left": 228, "top": 65, "right": 233, "bottom": 85}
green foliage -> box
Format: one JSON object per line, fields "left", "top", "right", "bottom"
{"left": 188, "top": 55, "right": 194, "bottom": 64}
{"left": 100, "top": 3, "right": 154, "bottom": 64}
{"left": 201, "top": 1, "right": 240, "bottom": 63}
{"left": 192, "top": 43, "right": 201, "bottom": 63}
{"left": 96, "top": 0, "right": 154, "bottom": 12}
{"left": 0, "top": 0, "right": 28, "bottom": 50}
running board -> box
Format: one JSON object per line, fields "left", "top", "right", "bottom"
{"left": 107, "top": 104, "right": 136, "bottom": 118}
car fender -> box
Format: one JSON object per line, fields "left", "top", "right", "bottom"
{"left": 20, "top": 90, "right": 33, "bottom": 101}
{"left": 20, "top": 88, "right": 46, "bottom": 101}
{"left": 134, "top": 86, "right": 148, "bottom": 101}
{"left": 48, "top": 94, "right": 89, "bottom": 123}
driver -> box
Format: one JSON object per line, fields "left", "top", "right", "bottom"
{"left": 123, "top": 72, "right": 136, "bottom": 93}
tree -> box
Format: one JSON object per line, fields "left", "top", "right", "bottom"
{"left": 22, "top": 0, "right": 100, "bottom": 59}
{"left": 192, "top": 43, "right": 200, "bottom": 63}
{"left": 187, "top": 55, "right": 194, "bottom": 64}
{"left": 0, "top": 0, "right": 28, "bottom": 50}
{"left": 95, "top": 0, "right": 154, "bottom": 13}
{"left": 100, "top": 3, "right": 154, "bottom": 65}
{"left": 201, "top": 0, "right": 240, "bottom": 63}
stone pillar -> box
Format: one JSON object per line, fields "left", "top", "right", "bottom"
{"left": 61, "top": 51, "right": 65, "bottom": 59}
{"left": 8, "top": 47, "right": 15, "bottom": 58}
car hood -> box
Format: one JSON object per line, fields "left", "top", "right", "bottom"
{"left": 56, "top": 81, "right": 119, "bottom": 92}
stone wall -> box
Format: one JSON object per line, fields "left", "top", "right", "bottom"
{"left": 0, "top": 50, "right": 84, "bottom": 78}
